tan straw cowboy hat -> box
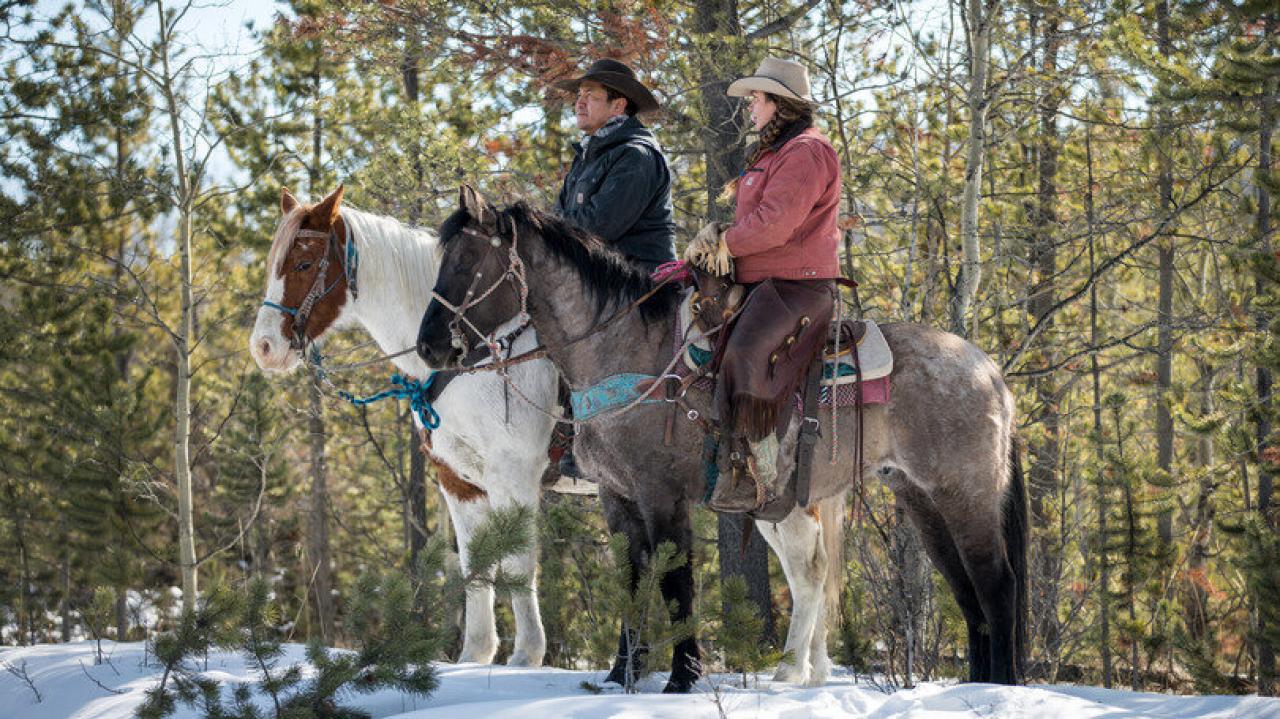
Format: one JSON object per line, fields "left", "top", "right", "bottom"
{"left": 553, "top": 58, "right": 661, "bottom": 114}
{"left": 727, "top": 56, "right": 816, "bottom": 105}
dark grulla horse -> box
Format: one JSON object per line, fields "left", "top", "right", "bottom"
{"left": 416, "top": 187, "right": 1028, "bottom": 691}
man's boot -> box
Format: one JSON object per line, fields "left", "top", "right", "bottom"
{"left": 707, "top": 434, "right": 779, "bottom": 513}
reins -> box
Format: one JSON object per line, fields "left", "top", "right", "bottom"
{"left": 427, "top": 213, "right": 719, "bottom": 427}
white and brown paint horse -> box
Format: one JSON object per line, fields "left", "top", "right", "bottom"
{"left": 249, "top": 186, "right": 559, "bottom": 667}
{"left": 417, "top": 188, "right": 1028, "bottom": 691}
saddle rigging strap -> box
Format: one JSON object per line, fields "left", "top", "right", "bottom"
{"left": 794, "top": 354, "right": 823, "bottom": 508}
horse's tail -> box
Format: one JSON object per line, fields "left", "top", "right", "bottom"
{"left": 1003, "top": 439, "right": 1029, "bottom": 682}
{"left": 819, "top": 493, "right": 846, "bottom": 624}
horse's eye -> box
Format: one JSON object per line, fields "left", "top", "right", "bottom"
{"left": 294, "top": 261, "right": 312, "bottom": 272}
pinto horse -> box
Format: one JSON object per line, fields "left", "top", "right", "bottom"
{"left": 249, "top": 186, "right": 560, "bottom": 667}
{"left": 416, "top": 187, "right": 1028, "bottom": 691}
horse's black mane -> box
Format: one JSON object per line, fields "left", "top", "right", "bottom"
{"left": 441, "top": 202, "right": 680, "bottom": 323}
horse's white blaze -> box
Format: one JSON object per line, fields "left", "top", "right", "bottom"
{"left": 248, "top": 202, "right": 557, "bottom": 668}
{"left": 249, "top": 272, "right": 296, "bottom": 372}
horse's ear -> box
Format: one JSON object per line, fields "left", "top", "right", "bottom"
{"left": 313, "top": 184, "right": 344, "bottom": 226}
{"left": 281, "top": 187, "right": 299, "bottom": 215}
{"left": 459, "top": 184, "right": 496, "bottom": 230}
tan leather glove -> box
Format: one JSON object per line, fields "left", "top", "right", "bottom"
{"left": 684, "top": 222, "right": 734, "bottom": 276}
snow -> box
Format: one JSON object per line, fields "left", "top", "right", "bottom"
{"left": 1, "top": 641, "right": 1277, "bottom": 719}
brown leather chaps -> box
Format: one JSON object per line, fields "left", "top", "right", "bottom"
{"left": 714, "top": 278, "right": 835, "bottom": 443}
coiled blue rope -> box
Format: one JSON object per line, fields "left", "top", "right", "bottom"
{"left": 335, "top": 372, "right": 441, "bottom": 429}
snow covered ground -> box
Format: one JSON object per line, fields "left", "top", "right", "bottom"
{"left": 1, "top": 641, "right": 1277, "bottom": 719}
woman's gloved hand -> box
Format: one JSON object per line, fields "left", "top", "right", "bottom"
{"left": 684, "top": 222, "right": 733, "bottom": 276}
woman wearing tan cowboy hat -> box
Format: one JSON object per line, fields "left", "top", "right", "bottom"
{"left": 685, "top": 56, "right": 843, "bottom": 513}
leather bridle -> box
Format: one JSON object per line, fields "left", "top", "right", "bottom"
{"left": 262, "top": 216, "right": 358, "bottom": 353}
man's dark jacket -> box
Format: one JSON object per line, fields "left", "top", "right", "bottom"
{"left": 555, "top": 115, "right": 676, "bottom": 267}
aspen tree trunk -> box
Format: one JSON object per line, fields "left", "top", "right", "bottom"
{"left": 155, "top": 1, "right": 198, "bottom": 612}
{"left": 949, "top": 0, "right": 995, "bottom": 337}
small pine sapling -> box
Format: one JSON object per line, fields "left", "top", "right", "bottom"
{"left": 604, "top": 534, "right": 696, "bottom": 693}
{"left": 134, "top": 584, "right": 241, "bottom": 719}
{"left": 83, "top": 586, "right": 117, "bottom": 665}
{"left": 236, "top": 578, "right": 301, "bottom": 718}
{"left": 717, "top": 576, "right": 785, "bottom": 688}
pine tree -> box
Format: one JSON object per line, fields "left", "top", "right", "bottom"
{"left": 716, "top": 576, "right": 785, "bottom": 688}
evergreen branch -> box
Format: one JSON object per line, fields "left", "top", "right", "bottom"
{"left": 1002, "top": 155, "right": 1248, "bottom": 374}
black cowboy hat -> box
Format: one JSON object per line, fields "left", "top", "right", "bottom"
{"left": 552, "top": 59, "right": 660, "bottom": 114}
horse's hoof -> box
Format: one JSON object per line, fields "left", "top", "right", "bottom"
{"left": 662, "top": 677, "right": 696, "bottom": 693}
{"left": 506, "top": 649, "right": 544, "bottom": 668}
{"left": 802, "top": 672, "right": 827, "bottom": 687}
{"left": 772, "top": 662, "right": 807, "bottom": 684}
{"left": 808, "top": 656, "right": 832, "bottom": 686}
{"left": 457, "top": 645, "right": 498, "bottom": 664}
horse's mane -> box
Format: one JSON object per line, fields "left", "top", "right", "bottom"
{"left": 441, "top": 202, "right": 680, "bottom": 323}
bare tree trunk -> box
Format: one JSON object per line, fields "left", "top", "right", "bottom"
{"left": 695, "top": 0, "right": 746, "bottom": 220}
{"left": 1027, "top": 1, "right": 1062, "bottom": 664}
{"left": 1154, "top": 0, "right": 1176, "bottom": 550}
{"left": 307, "top": 375, "right": 335, "bottom": 642}
{"left": 154, "top": 0, "right": 199, "bottom": 613}
{"left": 1255, "top": 22, "right": 1276, "bottom": 691}
{"left": 115, "top": 587, "right": 129, "bottom": 642}
{"left": 1086, "top": 123, "right": 1113, "bottom": 688}
{"left": 61, "top": 523, "right": 72, "bottom": 642}
{"left": 306, "top": 61, "right": 335, "bottom": 643}
{"left": 401, "top": 46, "right": 431, "bottom": 572}
{"left": 1115, "top": 400, "right": 1140, "bottom": 691}
{"left": 408, "top": 420, "right": 429, "bottom": 571}
{"left": 949, "top": 0, "right": 996, "bottom": 337}
{"left": 694, "top": 0, "right": 776, "bottom": 641}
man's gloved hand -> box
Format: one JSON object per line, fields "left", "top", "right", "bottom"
{"left": 684, "top": 222, "right": 733, "bottom": 276}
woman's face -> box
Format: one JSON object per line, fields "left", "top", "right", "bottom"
{"left": 748, "top": 90, "right": 776, "bottom": 131}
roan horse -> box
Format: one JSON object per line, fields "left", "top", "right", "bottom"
{"left": 249, "top": 186, "right": 560, "bottom": 667}
{"left": 416, "top": 187, "right": 1028, "bottom": 691}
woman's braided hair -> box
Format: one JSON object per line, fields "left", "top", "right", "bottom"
{"left": 724, "top": 93, "right": 815, "bottom": 199}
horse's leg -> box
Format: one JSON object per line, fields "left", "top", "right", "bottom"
{"left": 643, "top": 496, "right": 700, "bottom": 694}
{"left": 931, "top": 485, "right": 1018, "bottom": 685}
{"left": 599, "top": 486, "right": 650, "bottom": 687}
{"left": 891, "top": 476, "right": 990, "bottom": 682}
{"left": 808, "top": 493, "right": 846, "bottom": 685}
{"left": 442, "top": 488, "right": 500, "bottom": 664}
{"left": 485, "top": 464, "right": 546, "bottom": 667}
{"left": 756, "top": 504, "right": 828, "bottom": 686}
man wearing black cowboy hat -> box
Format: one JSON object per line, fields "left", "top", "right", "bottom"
{"left": 553, "top": 59, "right": 676, "bottom": 271}
{"left": 551, "top": 59, "right": 677, "bottom": 481}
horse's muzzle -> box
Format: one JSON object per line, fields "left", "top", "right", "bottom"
{"left": 416, "top": 300, "right": 452, "bottom": 366}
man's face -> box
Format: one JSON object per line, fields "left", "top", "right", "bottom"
{"left": 574, "top": 80, "right": 628, "bottom": 134}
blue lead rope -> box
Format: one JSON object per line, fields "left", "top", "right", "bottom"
{"left": 336, "top": 372, "right": 442, "bottom": 429}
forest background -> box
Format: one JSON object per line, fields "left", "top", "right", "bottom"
{"left": 2, "top": 0, "right": 1279, "bottom": 698}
